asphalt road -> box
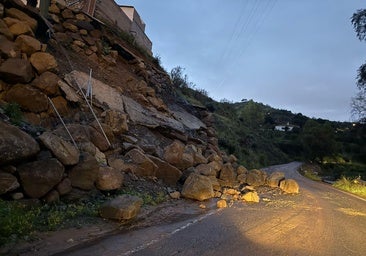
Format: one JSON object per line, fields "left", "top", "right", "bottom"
{"left": 58, "top": 162, "right": 366, "bottom": 256}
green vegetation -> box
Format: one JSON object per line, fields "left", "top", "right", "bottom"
{"left": 333, "top": 176, "right": 366, "bottom": 198}
{"left": 351, "top": 9, "right": 366, "bottom": 122}
{"left": 3, "top": 102, "right": 23, "bottom": 125}
{"left": 0, "top": 199, "right": 101, "bottom": 246}
{"left": 170, "top": 66, "right": 366, "bottom": 175}
{"left": 0, "top": 186, "right": 168, "bottom": 246}
{"left": 299, "top": 164, "right": 322, "bottom": 181}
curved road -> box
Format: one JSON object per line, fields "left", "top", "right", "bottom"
{"left": 58, "top": 162, "right": 366, "bottom": 256}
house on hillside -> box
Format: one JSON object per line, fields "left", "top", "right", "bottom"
{"left": 274, "top": 122, "right": 296, "bottom": 132}
{"left": 21, "top": 0, "right": 152, "bottom": 55}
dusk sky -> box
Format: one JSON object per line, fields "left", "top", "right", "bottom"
{"left": 118, "top": 0, "right": 365, "bottom": 122}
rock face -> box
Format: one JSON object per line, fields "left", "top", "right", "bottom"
{"left": 280, "top": 179, "right": 299, "bottom": 194}
{"left": 0, "top": 121, "right": 40, "bottom": 165}
{"left": 99, "top": 195, "right": 143, "bottom": 220}
{"left": 181, "top": 173, "right": 214, "bottom": 201}
{"left": 18, "top": 158, "right": 64, "bottom": 198}
{"left": 39, "top": 132, "right": 80, "bottom": 166}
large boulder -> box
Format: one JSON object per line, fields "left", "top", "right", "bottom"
{"left": 0, "top": 58, "right": 34, "bottom": 84}
{"left": 280, "top": 179, "right": 299, "bottom": 194}
{"left": 18, "top": 158, "right": 64, "bottom": 198}
{"left": 68, "top": 153, "right": 99, "bottom": 190}
{"left": 267, "top": 171, "right": 285, "bottom": 188}
{"left": 29, "top": 52, "right": 58, "bottom": 74}
{"left": 5, "top": 18, "right": 34, "bottom": 37}
{"left": 5, "top": 84, "right": 48, "bottom": 113}
{"left": 124, "top": 149, "right": 157, "bottom": 177}
{"left": 32, "top": 71, "right": 60, "bottom": 96}
{"left": 0, "top": 19, "right": 13, "bottom": 40}
{"left": 15, "top": 34, "right": 41, "bottom": 55}
{"left": 39, "top": 131, "right": 80, "bottom": 166}
{"left": 148, "top": 155, "right": 182, "bottom": 185}
{"left": 0, "top": 121, "right": 40, "bottom": 165}
{"left": 163, "top": 140, "right": 194, "bottom": 169}
{"left": 5, "top": 8, "right": 37, "bottom": 31}
{"left": 246, "top": 169, "right": 267, "bottom": 187}
{"left": 56, "top": 178, "right": 72, "bottom": 196}
{"left": 195, "top": 163, "right": 217, "bottom": 176}
{"left": 54, "top": 124, "right": 109, "bottom": 152}
{"left": 241, "top": 191, "right": 260, "bottom": 203}
{"left": 0, "top": 35, "right": 18, "bottom": 58}
{"left": 219, "top": 163, "right": 237, "bottom": 182}
{"left": 0, "top": 172, "right": 19, "bottom": 195}
{"left": 181, "top": 173, "right": 214, "bottom": 201}
{"left": 99, "top": 195, "right": 143, "bottom": 220}
{"left": 96, "top": 166, "right": 123, "bottom": 191}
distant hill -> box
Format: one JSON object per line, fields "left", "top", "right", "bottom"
{"left": 173, "top": 80, "right": 366, "bottom": 177}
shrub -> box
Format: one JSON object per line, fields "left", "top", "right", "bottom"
{"left": 3, "top": 102, "right": 23, "bottom": 125}
{"left": 333, "top": 176, "right": 366, "bottom": 198}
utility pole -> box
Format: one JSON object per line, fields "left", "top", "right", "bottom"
{"left": 39, "top": 0, "right": 50, "bottom": 17}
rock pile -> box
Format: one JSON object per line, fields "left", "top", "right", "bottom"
{"left": 0, "top": 1, "right": 299, "bottom": 220}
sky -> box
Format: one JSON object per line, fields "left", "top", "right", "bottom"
{"left": 117, "top": 0, "right": 366, "bottom": 122}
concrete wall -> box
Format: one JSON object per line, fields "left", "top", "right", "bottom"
{"left": 20, "top": 0, "right": 152, "bottom": 54}
{"left": 94, "top": 0, "right": 131, "bottom": 33}
{"left": 120, "top": 6, "right": 151, "bottom": 55}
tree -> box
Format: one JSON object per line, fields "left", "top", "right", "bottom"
{"left": 170, "top": 66, "right": 189, "bottom": 88}
{"left": 301, "top": 120, "right": 338, "bottom": 162}
{"left": 239, "top": 100, "right": 265, "bottom": 128}
{"left": 351, "top": 9, "right": 366, "bottom": 122}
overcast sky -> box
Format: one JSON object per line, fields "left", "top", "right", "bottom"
{"left": 118, "top": 0, "right": 365, "bottom": 122}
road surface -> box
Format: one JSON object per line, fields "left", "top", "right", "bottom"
{"left": 57, "top": 162, "right": 366, "bottom": 256}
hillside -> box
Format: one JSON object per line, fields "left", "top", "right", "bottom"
{"left": 173, "top": 78, "right": 366, "bottom": 178}
{"left": 0, "top": 1, "right": 365, "bottom": 252}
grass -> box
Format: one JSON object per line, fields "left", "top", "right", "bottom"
{"left": 299, "top": 163, "right": 322, "bottom": 181}
{"left": 333, "top": 176, "right": 366, "bottom": 198}
{"left": 0, "top": 187, "right": 168, "bottom": 247}
{"left": 0, "top": 199, "right": 102, "bottom": 246}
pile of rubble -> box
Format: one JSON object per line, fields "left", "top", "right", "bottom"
{"left": 0, "top": 0, "right": 299, "bottom": 222}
